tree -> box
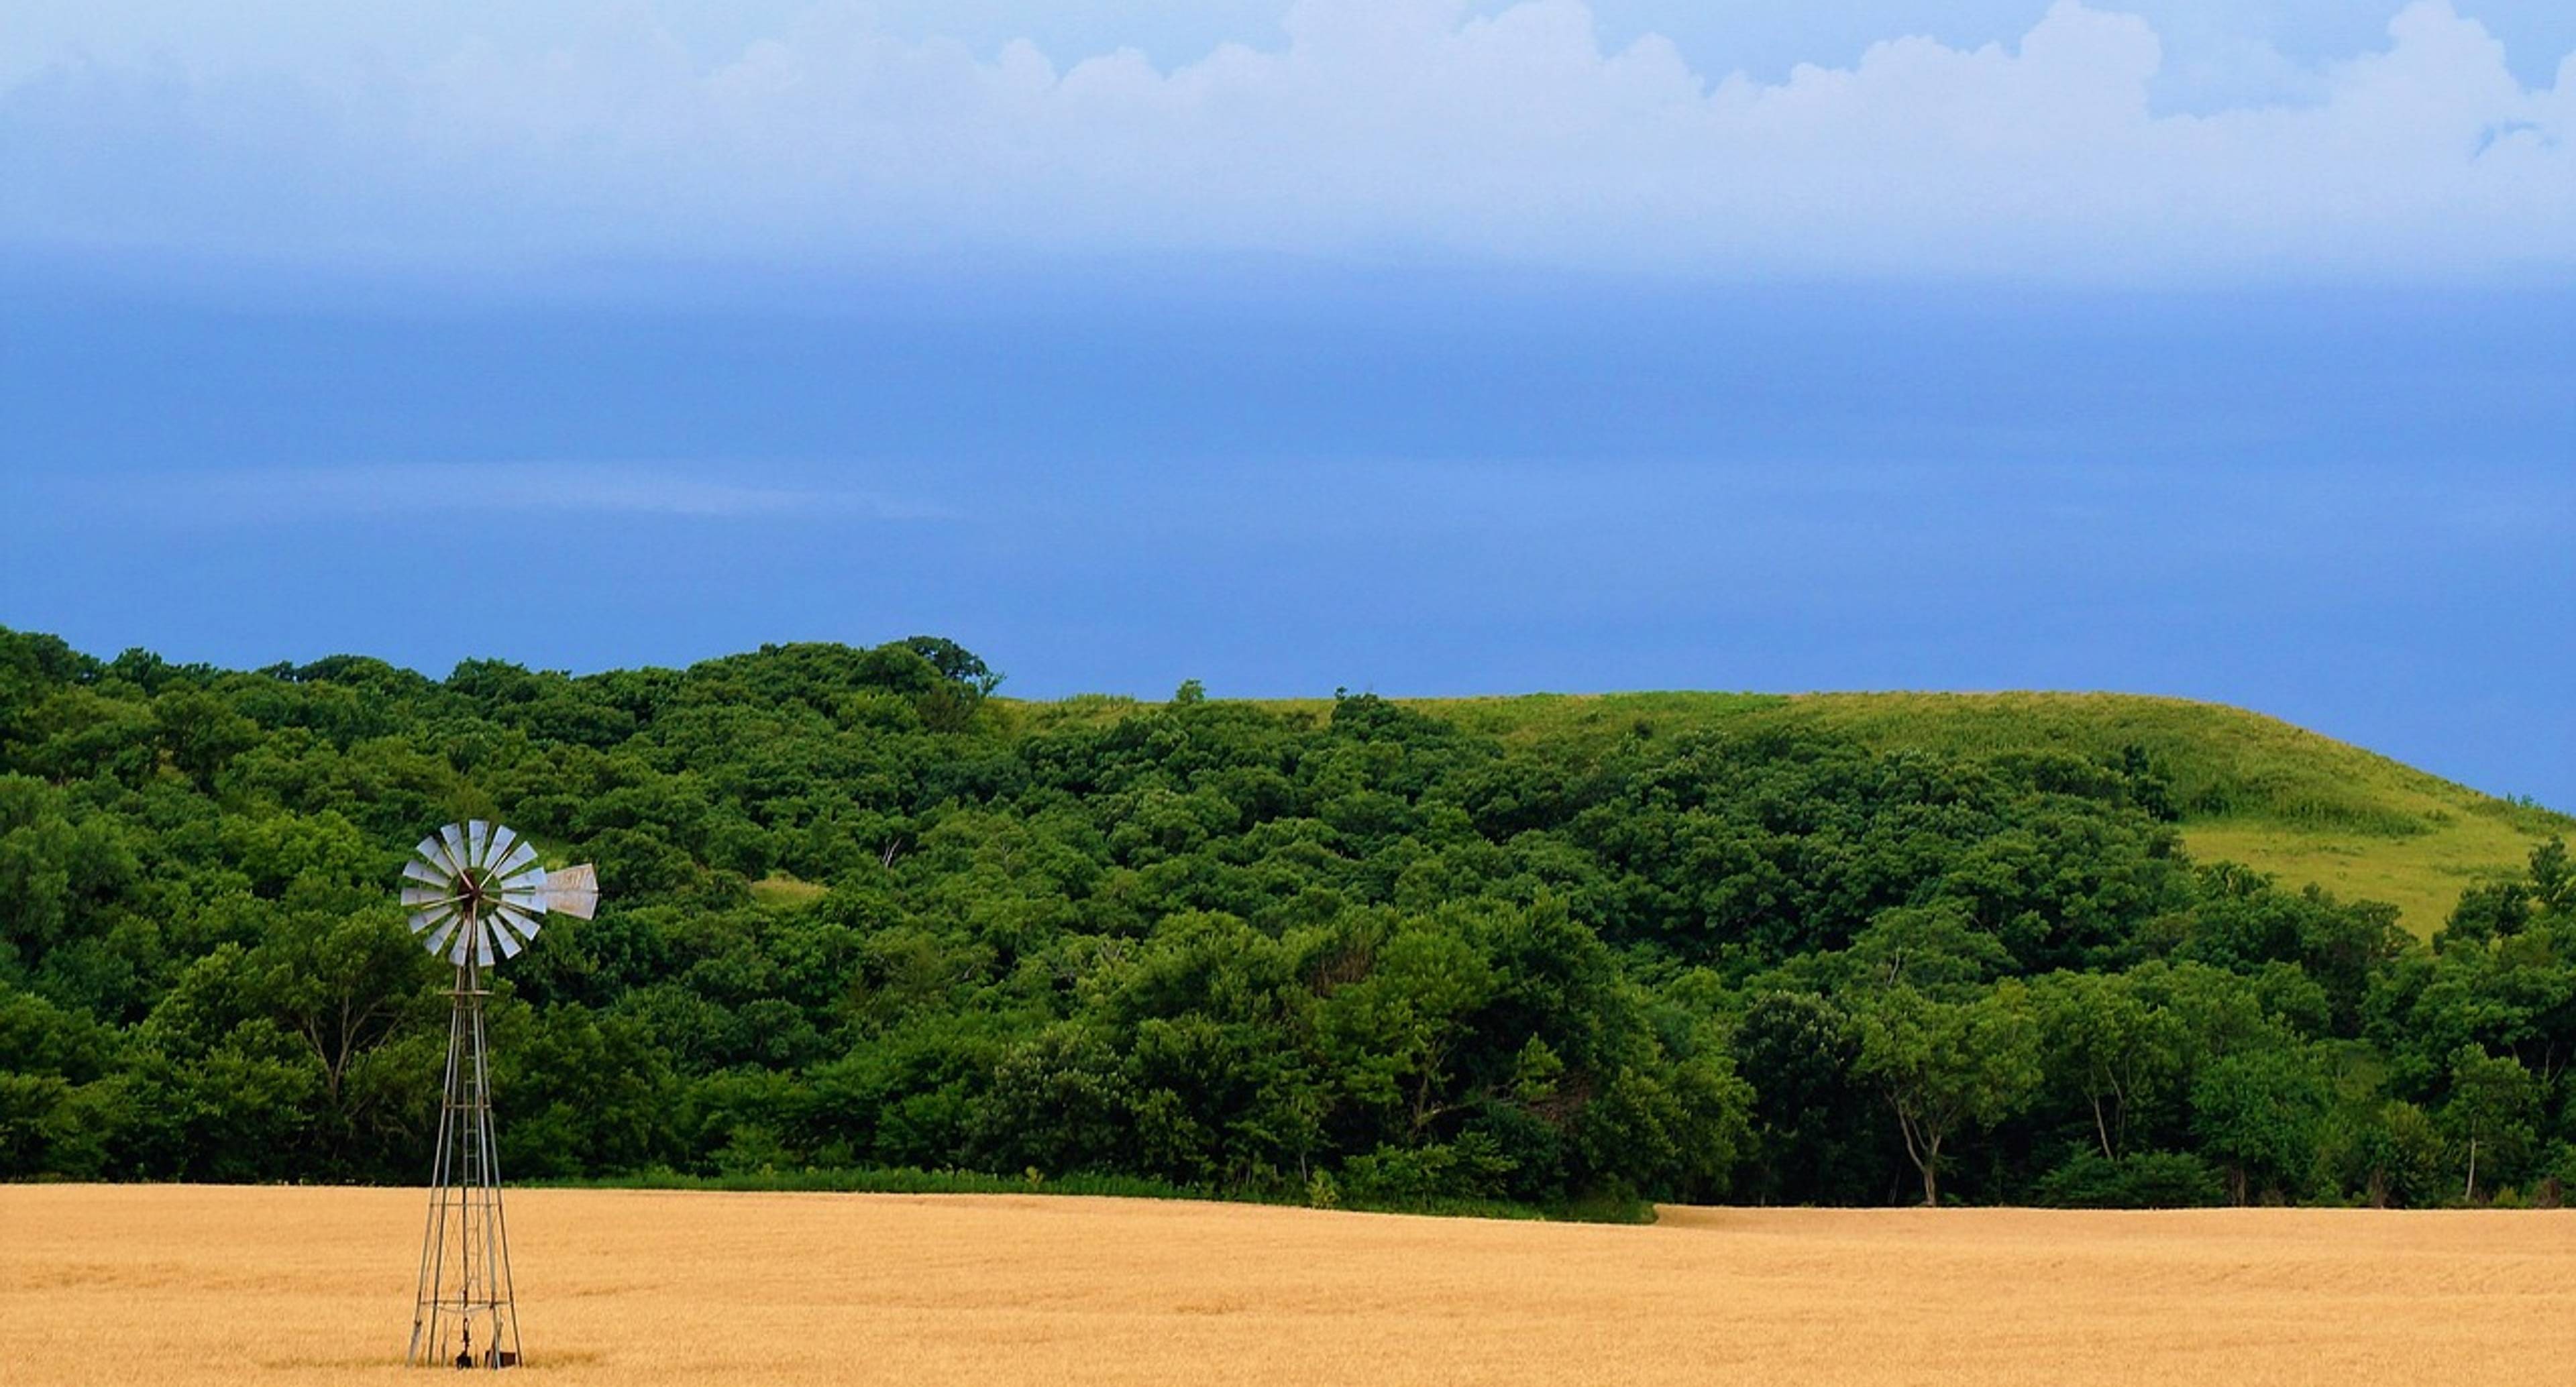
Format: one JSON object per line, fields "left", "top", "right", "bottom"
{"left": 2031, "top": 970, "right": 2184, "bottom": 1160}
{"left": 2528, "top": 838, "right": 2571, "bottom": 917}
{"left": 152, "top": 687, "right": 258, "bottom": 787}
{"left": 899, "top": 636, "right": 1002, "bottom": 697}
{"left": 1845, "top": 903, "right": 2012, "bottom": 999}
{"left": 1852, "top": 982, "right": 2040, "bottom": 1205}
{"left": 2190, "top": 1045, "right": 2326, "bottom": 1204}
{"left": 1732, "top": 990, "right": 1884, "bottom": 1204}
{"left": 1314, "top": 919, "right": 1496, "bottom": 1142}
{"left": 2438, "top": 882, "right": 2534, "bottom": 952}
{"left": 2439, "top": 1044, "right": 2538, "bottom": 1202}
{"left": 242, "top": 903, "right": 438, "bottom": 1169}
{"left": 2328, "top": 1099, "right": 2447, "bottom": 1208}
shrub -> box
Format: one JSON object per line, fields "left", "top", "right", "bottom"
{"left": 2035, "top": 1150, "right": 2226, "bottom": 1209}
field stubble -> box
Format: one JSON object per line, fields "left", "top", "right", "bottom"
{"left": 5, "top": 1186, "right": 2574, "bottom": 1385}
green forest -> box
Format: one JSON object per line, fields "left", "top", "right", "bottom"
{"left": 4, "top": 624, "right": 2574, "bottom": 1215}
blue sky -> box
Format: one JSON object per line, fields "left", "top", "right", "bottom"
{"left": 2, "top": 2, "right": 2571, "bottom": 806}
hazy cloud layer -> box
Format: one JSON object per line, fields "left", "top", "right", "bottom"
{"left": 32, "top": 464, "right": 953, "bottom": 526}
{"left": 3, "top": 0, "right": 2569, "bottom": 279}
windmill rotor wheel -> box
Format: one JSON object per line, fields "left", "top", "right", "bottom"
{"left": 400, "top": 821, "right": 597, "bottom": 968}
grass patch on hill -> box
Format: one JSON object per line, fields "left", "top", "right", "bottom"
{"left": 747, "top": 872, "right": 830, "bottom": 908}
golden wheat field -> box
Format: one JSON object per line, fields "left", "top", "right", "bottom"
{"left": 7, "top": 1186, "right": 2576, "bottom": 1386}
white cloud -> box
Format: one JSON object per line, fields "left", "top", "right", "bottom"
{"left": 56, "top": 464, "right": 954, "bottom": 524}
{"left": 0, "top": 0, "right": 2567, "bottom": 280}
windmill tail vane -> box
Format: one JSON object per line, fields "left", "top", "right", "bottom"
{"left": 402, "top": 821, "right": 595, "bottom": 1371}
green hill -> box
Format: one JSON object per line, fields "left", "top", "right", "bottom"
{"left": 11, "top": 626, "right": 2576, "bottom": 1210}
{"left": 1018, "top": 689, "right": 2571, "bottom": 934}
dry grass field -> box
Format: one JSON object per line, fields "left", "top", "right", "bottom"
{"left": 8, "top": 1187, "right": 2576, "bottom": 1386}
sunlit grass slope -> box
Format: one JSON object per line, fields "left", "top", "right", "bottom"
{"left": 1016, "top": 689, "right": 2571, "bottom": 934}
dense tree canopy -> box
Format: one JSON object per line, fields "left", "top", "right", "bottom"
{"left": 2, "top": 625, "right": 2569, "bottom": 1212}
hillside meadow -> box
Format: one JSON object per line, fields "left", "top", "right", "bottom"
{"left": 6, "top": 1184, "right": 2575, "bottom": 1386}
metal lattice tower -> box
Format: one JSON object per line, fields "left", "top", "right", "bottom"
{"left": 400, "top": 822, "right": 596, "bottom": 1370}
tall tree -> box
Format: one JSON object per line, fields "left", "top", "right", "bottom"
{"left": 1853, "top": 982, "right": 2040, "bottom": 1205}
{"left": 2438, "top": 1044, "right": 2538, "bottom": 1203}
{"left": 2031, "top": 970, "right": 2184, "bottom": 1160}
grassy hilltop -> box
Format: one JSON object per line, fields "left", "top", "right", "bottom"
{"left": 1018, "top": 689, "right": 2571, "bottom": 935}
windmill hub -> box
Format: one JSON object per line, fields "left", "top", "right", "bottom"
{"left": 453, "top": 867, "right": 503, "bottom": 912}
{"left": 401, "top": 821, "right": 598, "bottom": 1370}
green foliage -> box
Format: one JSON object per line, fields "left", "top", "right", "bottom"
{"left": 1853, "top": 981, "right": 2041, "bottom": 1205}
{"left": 2438, "top": 1044, "right": 2539, "bottom": 1202}
{"left": 2190, "top": 1045, "right": 2328, "bottom": 1204}
{"left": 2029, "top": 969, "right": 2188, "bottom": 1160}
{"left": 1, "top": 624, "right": 2570, "bottom": 1214}
{"left": 2035, "top": 1150, "right": 2226, "bottom": 1208}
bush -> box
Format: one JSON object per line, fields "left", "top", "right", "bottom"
{"left": 2035, "top": 1150, "right": 2226, "bottom": 1209}
{"left": 1340, "top": 1135, "right": 1516, "bottom": 1208}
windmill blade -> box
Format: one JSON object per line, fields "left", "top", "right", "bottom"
{"left": 492, "top": 907, "right": 539, "bottom": 957}
{"left": 409, "top": 904, "right": 459, "bottom": 936}
{"left": 437, "top": 824, "right": 472, "bottom": 875}
{"left": 543, "top": 863, "right": 599, "bottom": 919}
{"left": 492, "top": 841, "right": 540, "bottom": 881}
{"left": 402, "top": 856, "right": 451, "bottom": 889}
{"left": 400, "top": 885, "right": 453, "bottom": 909}
{"left": 484, "top": 824, "right": 520, "bottom": 871}
{"left": 499, "top": 889, "right": 545, "bottom": 918}
{"left": 484, "top": 904, "right": 524, "bottom": 943}
{"left": 466, "top": 820, "right": 494, "bottom": 869}
{"left": 423, "top": 918, "right": 460, "bottom": 958}
{"left": 494, "top": 903, "right": 543, "bottom": 945}
{"left": 449, "top": 918, "right": 492, "bottom": 967}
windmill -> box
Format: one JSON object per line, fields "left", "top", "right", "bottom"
{"left": 400, "top": 821, "right": 596, "bottom": 1370}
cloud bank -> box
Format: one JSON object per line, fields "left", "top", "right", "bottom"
{"left": 2, "top": 0, "right": 2568, "bottom": 280}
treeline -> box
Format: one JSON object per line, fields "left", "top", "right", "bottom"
{"left": 2, "top": 625, "right": 2572, "bottom": 1213}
